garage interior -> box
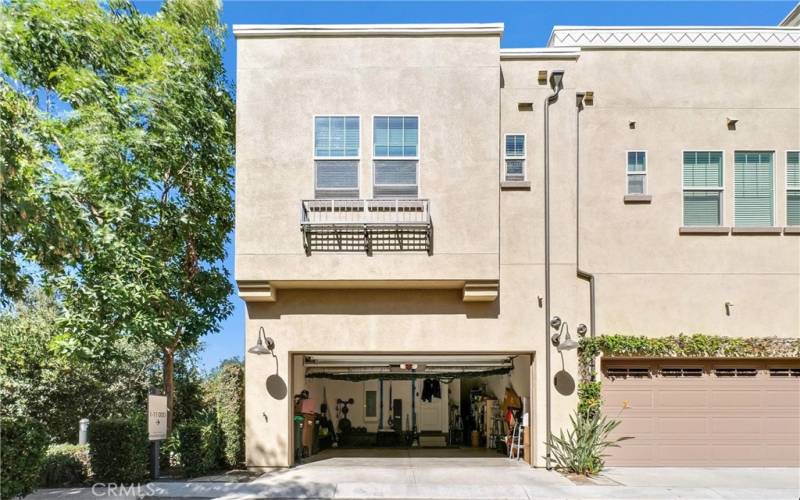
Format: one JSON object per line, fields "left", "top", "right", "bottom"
{"left": 291, "top": 354, "right": 533, "bottom": 464}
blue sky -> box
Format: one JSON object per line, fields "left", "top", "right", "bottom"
{"left": 136, "top": 1, "right": 795, "bottom": 370}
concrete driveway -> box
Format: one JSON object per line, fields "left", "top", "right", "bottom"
{"left": 28, "top": 449, "right": 800, "bottom": 499}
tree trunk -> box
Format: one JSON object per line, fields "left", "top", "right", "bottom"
{"left": 163, "top": 346, "right": 175, "bottom": 435}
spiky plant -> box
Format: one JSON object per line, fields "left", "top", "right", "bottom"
{"left": 547, "top": 410, "right": 631, "bottom": 476}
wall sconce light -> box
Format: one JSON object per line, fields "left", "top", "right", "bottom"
{"left": 248, "top": 326, "right": 275, "bottom": 355}
{"left": 727, "top": 118, "right": 738, "bottom": 130}
{"left": 725, "top": 302, "right": 734, "bottom": 316}
{"left": 551, "top": 322, "right": 579, "bottom": 352}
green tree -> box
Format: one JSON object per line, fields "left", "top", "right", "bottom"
{"left": 0, "top": 290, "right": 161, "bottom": 442}
{"left": 0, "top": 0, "right": 234, "bottom": 432}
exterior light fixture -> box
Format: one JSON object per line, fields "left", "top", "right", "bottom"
{"left": 248, "top": 326, "right": 275, "bottom": 355}
{"left": 551, "top": 322, "right": 578, "bottom": 352}
{"left": 549, "top": 70, "right": 564, "bottom": 92}
{"left": 577, "top": 323, "right": 588, "bottom": 337}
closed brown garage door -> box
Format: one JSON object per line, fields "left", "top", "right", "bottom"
{"left": 601, "top": 359, "right": 800, "bottom": 466}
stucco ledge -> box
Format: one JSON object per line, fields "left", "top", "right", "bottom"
{"left": 237, "top": 282, "right": 277, "bottom": 302}
{"left": 679, "top": 226, "right": 730, "bottom": 235}
{"left": 783, "top": 226, "right": 800, "bottom": 235}
{"left": 462, "top": 281, "right": 499, "bottom": 302}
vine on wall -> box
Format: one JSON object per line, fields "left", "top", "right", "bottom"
{"left": 577, "top": 334, "right": 800, "bottom": 416}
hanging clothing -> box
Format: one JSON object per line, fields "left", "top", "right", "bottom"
{"left": 421, "top": 378, "right": 442, "bottom": 402}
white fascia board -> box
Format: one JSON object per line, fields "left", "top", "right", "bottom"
{"left": 548, "top": 26, "right": 800, "bottom": 48}
{"left": 233, "top": 23, "right": 504, "bottom": 38}
{"left": 780, "top": 3, "right": 800, "bottom": 26}
{"left": 500, "top": 47, "right": 581, "bottom": 60}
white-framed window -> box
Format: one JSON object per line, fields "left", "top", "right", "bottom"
{"left": 626, "top": 151, "right": 647, "bottom": 194}
{"left": 504, "top": 134, "right": 526, "bottom": 181}
{"left": 373, "top": 116, "right": 419, "bottom": 198}
{"left": 314, "top": 116, "right": 360, "bottom": 198}
{"left": 734, "top": 151, "right": 774, "bottom": 227}
{"left": 787, "top": 151, "right": 800, "bottom": 226}
{"left": 683, "top": 151, "right": 724, "bottom": 227}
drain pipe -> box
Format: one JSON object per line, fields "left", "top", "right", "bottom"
{"left": 575, "top": 92, "right": 596, "bottom": 353}
{"left": 544, "top": 70, "right": 564, "bottom": 470}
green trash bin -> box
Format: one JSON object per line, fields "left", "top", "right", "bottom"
{"left": 293, "top": 415, "right": 304, "bottom": 464}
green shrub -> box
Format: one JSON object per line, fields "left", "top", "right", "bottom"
{"left": 90, "top": 417, "right": 149, "bottom": 483}
{"left": 177, "top": 414, "right": 221, "bottom": 477}
{"left": 212, "top": 362, "right": 244, "bottom": 468}
{"left": 547, "top": 410, "right": 631, "bottom": 476}
{"left": 0, "top": 416, "right": 49, "bottom": 499}
{"left": 40, "top": 444, "right": 91, "bottom": 487}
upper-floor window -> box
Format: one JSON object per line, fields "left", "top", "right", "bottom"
{"left": 787, "top": 151, "right": 799, "bottom": 226}
{"left": 373, "top": 116, "right": 419, "bottom": 198}
{"left": 626, "top": 151, "right": 646, "bottom": 194}
{"left": 734, "top": 151, "right": 774, "bottom": 227}
{"left": 683, "top": 151, "right": 723, "bottom": 227}
{"left": 505, "top": 134, "right": 526, "bottom": 182}
{"left": 314, "top": 116, "right": 359, "bottom": 198}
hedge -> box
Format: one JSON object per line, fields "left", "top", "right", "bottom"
{"left": 177, "top": 417, "right": 221, "bottom": 477}
{"left": 40, "top": 444, "right": 91, "bottom": 487}
{"left": 212, "top": 362, "right": 245, "bottom": 468}
{"left": 0, "top": 416, "right": 49, "bottom": 499}
{"left": 90, "top": 417, "right": 149, "bottom": 483}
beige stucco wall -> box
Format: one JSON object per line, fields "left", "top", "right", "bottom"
{"left": 237, "top": 29, "right": 800, "bottom": 469}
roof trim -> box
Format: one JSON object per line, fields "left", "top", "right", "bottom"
{"left": 233, "top": 23, "right": 504, "bottom": 38}
{"left": 500, "top": 47, "right": 581, "bottom": 60}
{"left": 780, "top": 3, "right": 800, "bottom": 26}
{"left": 548, "top": 26, "right": 800, "bottom": 48}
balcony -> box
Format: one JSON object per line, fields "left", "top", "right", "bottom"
{"left": 300, "top": 199, "right": 433, "bottom": 255}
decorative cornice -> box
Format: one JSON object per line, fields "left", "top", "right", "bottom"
{"left": 233, "top": 23, "right": 504, "bottom": 38}
{"left": 548, "top": 26, "right": 800, "bottom": 48}
{"left": 500, "top": 47, "right": 581, "bottom": 60}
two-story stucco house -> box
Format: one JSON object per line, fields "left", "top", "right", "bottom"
{"left": 234, "top": 13, "right": 800, "bottom": 469}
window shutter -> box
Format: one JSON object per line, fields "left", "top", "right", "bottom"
{"left": 788, "top": 152, "right": 800, "bottom": 226}
{"left": 735, "top": 152, "right": 773, "bottom": 227}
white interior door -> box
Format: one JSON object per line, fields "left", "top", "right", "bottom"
{"left": 419, "top": 380, "right": 449, "bottom": 432}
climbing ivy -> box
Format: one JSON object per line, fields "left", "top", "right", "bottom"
{"left": 577, "top": 334, "right": 800, "bottom": 416}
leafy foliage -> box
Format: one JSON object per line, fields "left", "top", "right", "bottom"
{"left": 0, "top": 290, "right": 161, "bottom": 442}
{"left": 40, "top": 444, "right": 91, "bottom": 487}
{"left": 89, "top": 417, "right": 149, "bottom": 483}
{"left": 207, "top": 359, "right": 244, "bottom": 468}
{"left": 177, "top": 412, "right": 221, "bottom": 477}
{"left": 547, "top": 410, "right": 630, "bottom": 476}
{"left": 577, "top": 381, "right": 602, "bottom": 418}
{"left": 0, "top": 416, "right": 49, "bottom": 498}
{"left": 1, "top": 0, "right": 235, "bottom": 435}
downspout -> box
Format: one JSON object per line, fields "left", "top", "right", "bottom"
{"left": 575, "top": 92, "right": 597, "bottom": 354}
{"left": 544, "top": 70, "right": 564, "bottom": 470}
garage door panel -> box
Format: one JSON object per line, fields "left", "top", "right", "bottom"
{"left": 709, "top": 389, "right": 762, "bottom": 407}
{"left": 601, "top": 359, "right": 800, "bottom": 466}
{"left": 603, "top": 388, "right": 654, "bottom": 408}
{"left": 764, "top": 389, "right": 800, "bottom": 407}
{"left": 655, "top": 389, "right": 707, "bottom": 408}
{"left": 657, "top": 417, "right": 708, "bottom": 434}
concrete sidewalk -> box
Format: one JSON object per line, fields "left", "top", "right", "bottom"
{"left": 27, "top": 457, "right": 800, "bottom": 499}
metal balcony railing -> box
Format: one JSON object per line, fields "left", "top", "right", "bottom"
{"left": 300, "top": 199, "right": 433, "bottom": 255}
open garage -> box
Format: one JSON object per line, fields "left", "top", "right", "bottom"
{"left": 289, "top": 354, "right": 534, "bottom": 465}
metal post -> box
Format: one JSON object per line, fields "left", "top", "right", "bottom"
{"left": 78, "top": 418, "right": 89, "bottom": 445}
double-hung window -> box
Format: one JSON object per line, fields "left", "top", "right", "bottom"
{"left": 373, "top": 116, "right": 419, "bottom": 198}
{"left": 314, "top": 116, "right": 360, "bottom": 198}
{"left": 626, "top": 151, "right": 647, "bottom": 194}
{"left": 787, "top": 151, "right": 800, "bottom": 226}
{"left": 683, "top": 151, "right": 723, "bottom": 226}
{"left": 504, "top": 134, "right": 526, "bottom": 181}
{"left": 734, "top": 151, "right": 774, "bottom": 227}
